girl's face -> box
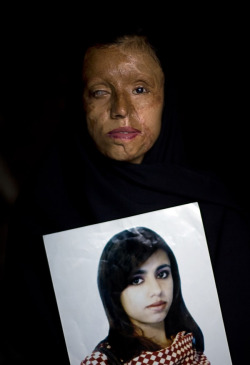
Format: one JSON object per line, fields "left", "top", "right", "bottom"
{"left": 120, "top": 249, "right": 173, "bottom": 331}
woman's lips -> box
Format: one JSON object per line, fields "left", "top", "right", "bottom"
{"left": 146, "top": 301, "right": 167, "bottom": 311}
{"left": 107, "top": 127, "right": 141, "bottom": 140}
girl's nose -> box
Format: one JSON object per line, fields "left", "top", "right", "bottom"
{"left": 149, "top": 278, "right": 162, "bottom": 296}
{"left": 110, "top": 93, "right": 130, "bottom": 119}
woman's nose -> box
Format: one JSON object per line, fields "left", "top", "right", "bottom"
{"left": 110, "top": 93, "right": 130, "bottom": 119}
{"left": 148, "top": 278, "right": 162, "bottom": 296}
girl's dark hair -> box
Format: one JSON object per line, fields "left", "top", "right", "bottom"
{"left": 97, "top": 227, "right": 204, "bottom": 360}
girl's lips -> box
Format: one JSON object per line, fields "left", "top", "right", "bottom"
{"left": 107, "top": 127, "right": 141, "bottom": 140}
{"left": 147, "top": 301, "right": 167, "bottom": 309}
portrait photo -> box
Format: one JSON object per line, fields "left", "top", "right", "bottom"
{"left": 43, "top": 202, "right": 232, "bottom": 365}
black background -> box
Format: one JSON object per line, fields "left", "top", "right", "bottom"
{"left": 0, "top": 5, "right": 249, "bottom": 279}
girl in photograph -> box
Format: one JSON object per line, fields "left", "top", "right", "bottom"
{"left": 81, "top": 226, "right": 210, "bottom": 365}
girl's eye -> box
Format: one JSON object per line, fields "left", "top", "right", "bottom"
{"left": 131, "top": 276, "right": 144, "bottom": 285}
{"left": 133, "top": 86, "right": 147, "bottom": 95}
{"left": 156, "top": 270, "right": 170, "bottom": 279}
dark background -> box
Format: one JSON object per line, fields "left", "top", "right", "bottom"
{"left": 0, "top": 6, "right": 249, "bottom": 282}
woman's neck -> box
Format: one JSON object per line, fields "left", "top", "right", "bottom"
{"left": 148, "top": 329, "right": 173, "bottom": 349}
{"left": 137, "top": 322, "right": 173, "bottom": 349}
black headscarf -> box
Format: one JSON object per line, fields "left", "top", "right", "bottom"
{"left": 1, "top": 32, "right": 250, "bottom": 365}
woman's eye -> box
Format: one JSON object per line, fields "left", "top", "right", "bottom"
{"left": 157, "top": 270, "right": 170, "bottom": 279}
{"left": 133, "top": 86, "right": 147, "bottom": 94}
{"left": 91, "top": 90, "right": 108, "bottom": 97}
{"left": 131, "top": 276, "right": 143, "bottom": 285}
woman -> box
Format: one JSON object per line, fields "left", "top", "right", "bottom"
{"left": 81, "top": 227, "right": 210, "bottom": 365}
{"left": 2, "top": 29, "right": 249, "bottom": 365}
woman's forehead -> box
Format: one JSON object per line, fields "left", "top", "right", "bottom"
{"left": 83, "top": 46, "right": 164, "bottom": 84}
{"left": 84, "top": 43, "right": 160, "bottom": 66}
{"left": 137, "top": 249, "right": 170, "bottom": 270}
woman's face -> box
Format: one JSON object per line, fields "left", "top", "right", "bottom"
{"left": 120, "top": 249, "right": 173, "bottom": 331}
{"left": 82, "top": 46, "right": 164, "bottom": 164}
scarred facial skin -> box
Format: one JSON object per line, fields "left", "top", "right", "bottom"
{"left": 82, "top": 45, "right": 165, "bottom": 164}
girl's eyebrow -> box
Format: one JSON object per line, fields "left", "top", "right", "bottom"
{"left": 132, "top": 269, "right": 145, "bottom": 276}
{"left": 157, "top": 264, "right": 171, "bottom": 271}
{"left": 133, "top": 264, "right": 171, "bottom": 276}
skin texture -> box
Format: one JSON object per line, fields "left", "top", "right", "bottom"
{"left": 82, "top": 45, "right": 165, "bottom": 164}
{"left": 120, "top": 249, "right": 173, "bottom": 346}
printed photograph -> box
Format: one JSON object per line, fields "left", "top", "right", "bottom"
{"left": 43, "top": 203, "right": 232, "bottom": 365}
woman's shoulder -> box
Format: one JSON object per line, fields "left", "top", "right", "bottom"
{"left": 81, "top": 350, "right": 109, "bottom": 365}
{"left": 81, "top": 340, "right": 120, "bottom": 365}
{"left": 129, "top": 332, "right": 210, "bottom": 365}
{"left": 80, "top": 344, "right": 110, "bottom": 365}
